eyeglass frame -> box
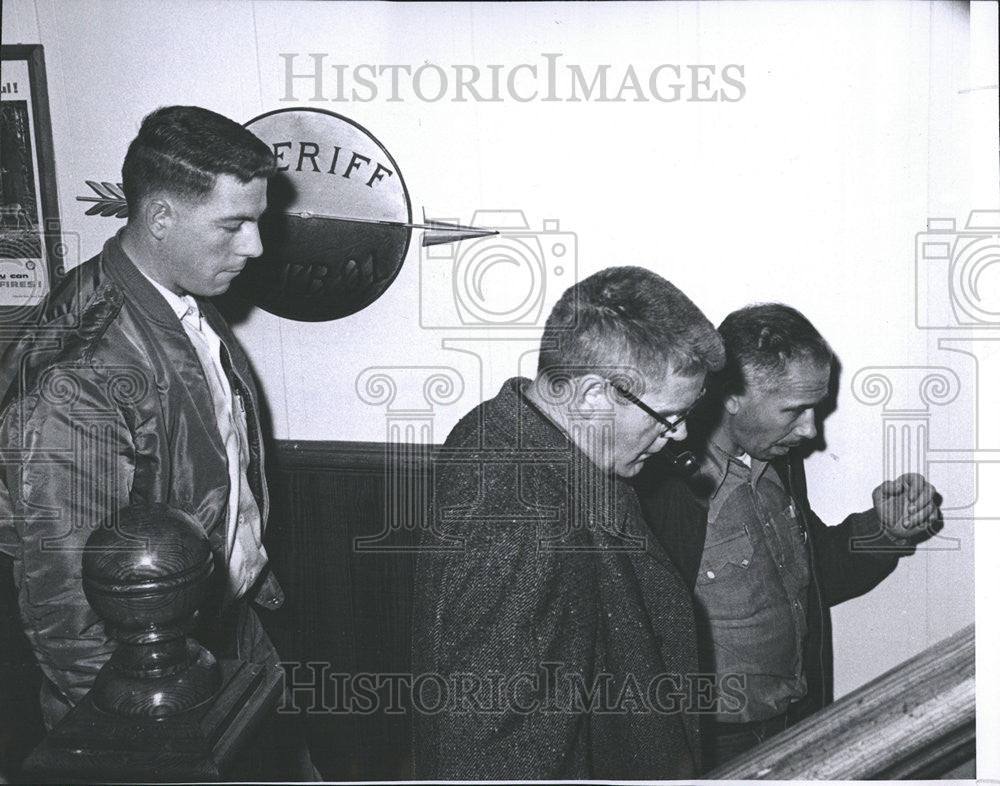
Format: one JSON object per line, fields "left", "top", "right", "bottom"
{"left": 609, "top": 381, "right": 707, "bottom": 435}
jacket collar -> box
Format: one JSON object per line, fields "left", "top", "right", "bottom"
{"left": 102, "top": 229, "right": 187, "bottom": 331}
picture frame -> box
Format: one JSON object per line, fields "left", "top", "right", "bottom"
{"left": 1, "top": 44, "right": 62, "bottom": 327}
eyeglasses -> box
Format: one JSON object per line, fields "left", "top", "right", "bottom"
{"left": 610, "top": 383, "right": 706, "bottom": 434}
{"left": 609, "top": 382, "right": 706, "bottom": 475}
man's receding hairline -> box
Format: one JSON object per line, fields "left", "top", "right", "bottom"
{"left": 743, "top": 354, "right": 831, "bottom": 391}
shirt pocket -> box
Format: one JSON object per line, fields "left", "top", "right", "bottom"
{"left": 695, "top": 529, "right": 764, "bottom": 620}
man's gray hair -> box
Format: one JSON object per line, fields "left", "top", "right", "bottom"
{"left": 537, "top": 266, "right": 724, "bottom": 394}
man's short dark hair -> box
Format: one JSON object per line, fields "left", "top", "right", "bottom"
{"left": 121, "top": 105, "right": 276, "bottom": 213}
{"left": 716, "top": 303, "right": 832, "bottom": 394}
{"left": 537, "top": 266, "right": 724, "bottom": 392}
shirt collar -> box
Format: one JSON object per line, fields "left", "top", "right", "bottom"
{"left": 136, "top": 268, "right": 198, "bottom": 323}
{"left": 701, "top": 438, "right": 770, "bottom": 498}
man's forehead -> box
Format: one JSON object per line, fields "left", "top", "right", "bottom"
{"left": 749, "top": 358, "right": 830, "bottom": 397}
{"left": 207, "top": 173, "right": 267, "bottom": 198}
{"left": 644, "top": 370, "right": 706, "bottom": 405}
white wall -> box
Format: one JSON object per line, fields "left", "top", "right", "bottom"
{"left": 4, "top": 0, "right": 995, "bottom": 771}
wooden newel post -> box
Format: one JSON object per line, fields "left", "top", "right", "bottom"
{"left": 23, "top": 503, "right": 284, "bottom": 783}
{"left": 83, "top": 503, "right": 223, "bottom": 717}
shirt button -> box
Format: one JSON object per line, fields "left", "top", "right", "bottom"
{"left": 706, "top": 570, "right": 716, "bottom": 579}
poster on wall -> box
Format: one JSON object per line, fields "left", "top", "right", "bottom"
{"left": 0, "top": 45, "right": 61, "bottom": 329}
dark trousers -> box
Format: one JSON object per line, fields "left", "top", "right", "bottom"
{"left": 703, "top": 711, "right": 792, "bottom": 771}
{"left": 194, "top": 599, "right": 322, "bottom": 781}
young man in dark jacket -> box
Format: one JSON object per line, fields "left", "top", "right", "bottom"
{"left": 0, "top": 107, "right": 290, "bottom": 742}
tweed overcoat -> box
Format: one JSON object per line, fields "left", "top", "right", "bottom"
{"left": 411, "top": 378, "right": 701, "bottom": 780}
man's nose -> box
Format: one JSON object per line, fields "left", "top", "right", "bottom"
{"left": 238, "top": 223, "right": 264, "bottom": 258}
{"left": 794, "top": 410, "right": 817, "bottom": 440}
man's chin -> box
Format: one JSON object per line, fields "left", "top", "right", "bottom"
{"left": 210, "top": 275, "right": 241, "bottom": 295}
{"left": 617, "top": 458, "right": 648, "bottom": 478}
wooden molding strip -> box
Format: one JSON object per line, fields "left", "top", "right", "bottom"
{"left": 707, "top": 624, "right": 975, "bottom": 779}
{"left": 270, "top": 440, "right": 438, "bottom": 472}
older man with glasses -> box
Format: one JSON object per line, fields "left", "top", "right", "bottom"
{"left": 411, "top": 266, "right": 725, "bottom": 781}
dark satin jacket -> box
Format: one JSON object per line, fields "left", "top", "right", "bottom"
{"left": 0, "top": 233, "right": 281, "bottom": 721}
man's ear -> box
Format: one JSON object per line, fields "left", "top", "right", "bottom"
{"left": 724, "top": 393, "right": 742, "bottom": 416}
{"left": 143, "top": 196, "right": 174, "bottom": 241}
{"left": 576, "top": 374, "right": 610, "bottom": 415}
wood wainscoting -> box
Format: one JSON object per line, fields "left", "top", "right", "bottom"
{"left": 263, "top": 440, "right": 435, "bottom": 780}
{"left": 3, "top": 438, "right": 973, "bottom": 780}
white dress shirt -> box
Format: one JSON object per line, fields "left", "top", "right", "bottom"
{"left": 140, "top": 271, "right": 268, "bottom": 601}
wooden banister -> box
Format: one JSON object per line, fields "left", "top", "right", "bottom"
{"left": 707, "top": 624, "right": 975, "bottom": 780}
